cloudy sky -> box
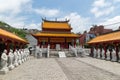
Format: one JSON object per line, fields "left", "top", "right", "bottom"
{"left": 0, "top": 0, "right": 120, "bottom": 33}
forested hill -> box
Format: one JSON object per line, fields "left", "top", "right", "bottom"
{"left": 0, "top": 21, "right": 26, "bottom": 39}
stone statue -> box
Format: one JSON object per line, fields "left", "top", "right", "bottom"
{"left": 101, "top": 49, "right": 105, "bottom": 59}
{"left": 18, "top": 49, "right": 22, "bottom": 65}
{"left": 97, "top": 49, "right": 101, "bottom": 58}
{"left": 106, "top": 49, "right": 110, "bottom": 61}
{"left": 21, "top": 49, "right": 24, "bottom": 63}
{"left": 0, "top": 50, "right": 9, "bottom": 74}
{"left": 23, "top": 49, "right": 28, "bottom": 60}
{"left": 47, "top": 44, "right": 50, "bottom": 58}
{"left": 111, "top": 49, "right": 117, "bottom": 62}
{"left": 13, "top": 50, "right": 19, "bottom": 67}
{"left": 93, "top": 48, "right": 97, "bottom": 58}
{"left": 118, "top": 49, "right": 120, "bottom": 62}
{"left": 8, "top": 49, "right": 15, "bottom": 70}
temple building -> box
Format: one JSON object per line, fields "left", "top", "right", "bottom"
{"left": 33, "top": 19, "right": 79, "bottom": 49}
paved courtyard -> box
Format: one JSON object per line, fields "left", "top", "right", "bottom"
{"left": 0, "top": 56, "right": 120, "bottom": 80}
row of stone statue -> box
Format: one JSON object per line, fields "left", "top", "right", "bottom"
{"left": 93, "top": 48, "right": 120, "bottom": 62}
{"left": 0, "top": 49, "right": 30, "bottom": 74}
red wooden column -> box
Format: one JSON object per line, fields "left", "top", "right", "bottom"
{"left": 37, "top": 40, "right": 39, "bottom": 46}
{"left": 37, "top": 39, "right": 40, "bottom": 48}
{"left": 65, "top": 38, "right": 67, "bottom": 49}
{"left": 48, "top": 37, "right": 50, "bottom": 47}
{"left": 95, "top": 44, "right": 98, "bottom": 57}
{"left": 13, "top": 42, "right": 17, "bottom": 52}
{"left": 109, "top": 44, "right": 113, "bottom": 60}
{"left": 100, "top": 44, "right": 102, "bottom": 58}
{"left": 74, "top": 38, "right": 76, "bottom": 48}
{"left": 90, "top": 44, "right": 94, "bottom": 57}
{"left": 6, "top": 42, "right": 10, "bottom": 55}
{"left": 104, "top": 44, "right": 107, "bottom": 59}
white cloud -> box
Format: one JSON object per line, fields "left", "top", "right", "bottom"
{"left": 93, "top": 0, "right": 111, "bottom": 7}
{"left": 34, "top": 8, "right": 60, "bottom": 17}
{"left": 26, "top": 23, "right": 41, "bottom": 30}
{"left": 91, "top": 6, "right": 114, "bottom": 18}
{"left": 0, "top": 0, "right": 31, "bottom": 14}
{"left": 59, "top": 12, "right": 90, "bottom": 33}
{"left": 0, "top": 0, "right": 60, "bottom": 30}
{"left": 0, "top": 0, "right": 33, "bottom": 29}
{"left": 0, "top": 15, "right": 26, "bottom": 28}
{"left": 99, "top": 16, "right": 120, "bottom": 30}
{"left": 114, "top": 0, "right": 120, "bottom": 2}
{"left": 91, "top": 0, "right": 114, "bottom": 18}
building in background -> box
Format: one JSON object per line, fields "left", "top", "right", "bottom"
{"left": 79, "top": 25, "right": 113, "bottom": 47}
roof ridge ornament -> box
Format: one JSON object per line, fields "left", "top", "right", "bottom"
{"left": 42, "top": 17, "right": 70, "bottom": 23}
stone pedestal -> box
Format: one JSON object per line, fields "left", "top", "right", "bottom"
{"left": 0, "top": 50, "right": 9, "bottom": 74}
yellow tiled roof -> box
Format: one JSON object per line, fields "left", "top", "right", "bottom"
{"left": 0, "top": 28, "right": 28, "bottom": 43}
{"left": 42, "top": 21, "right": 72, "bottom": 30}
{"left": 33, "top": 32, "right": 79, "bottom": 38}
{"left": 88, "top": 31, "right": 120, "bottom": 44}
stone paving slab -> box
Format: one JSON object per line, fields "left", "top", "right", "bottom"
{"left": 0, "top": 57, "right": 68, "bottom": 80}
{"left": 56, "top": 58, "right": 120, "bottom": 80}
{"left": 76, "top": 57, "right": 120, "bottom": 76}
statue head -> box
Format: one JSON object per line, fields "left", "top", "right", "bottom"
{"left": 10, "top": 49, "right": 13, "bottom": 52}
{"left": 3, "top": 49, "right": 7, "bottom": 53}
